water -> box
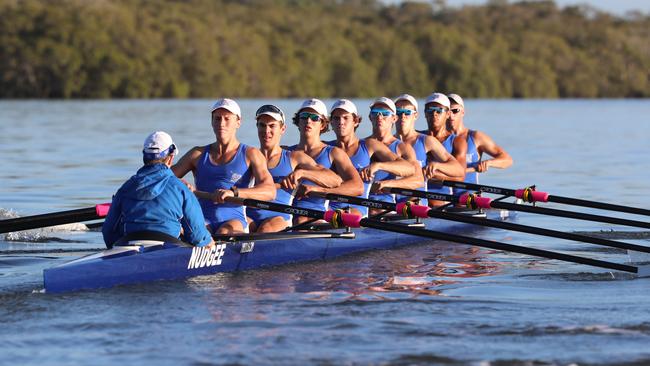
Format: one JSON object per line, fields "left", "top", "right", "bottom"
{"left": 1, "top": 99, "right": 650, "bottom": 365}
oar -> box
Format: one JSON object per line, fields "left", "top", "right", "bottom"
{"left": 437, "top": 180, "right": 650, "bottom": 217}
{"left": 0, "top": 204, "right": 111, "bottom": 234}
{"left": 312, "top": 191, "right": 650, "bottom": 254}
{"left": 224, "top": 197, "right": 360, "bottom": 229}
{"left": 388, "top": 188, "right": 650, "bottom": 230}
{"left": 359, "top": 218, "right": 648, "bottom": 276}
{"left": 234, "top": 195, "right": 648, "bottom": 276}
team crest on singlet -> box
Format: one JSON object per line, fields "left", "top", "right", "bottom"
{"left": 230, "top": 172, "right": 242, "bottom": 183}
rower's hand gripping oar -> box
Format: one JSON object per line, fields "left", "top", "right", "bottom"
{"left": 388, "top": 188, "right": 650, "bottom": 230}
{"left": 436, "top": 180, "right": 650, "bottom": 218}
{"left": 0, "top": 203, "right": 111, "bottom": 234}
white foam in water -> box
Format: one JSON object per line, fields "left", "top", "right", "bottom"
{"left": 1, "top": 206, "right": 89, "bottom": 241}
{"left": 627, "top": 250, "right": 650, "bottom": 264}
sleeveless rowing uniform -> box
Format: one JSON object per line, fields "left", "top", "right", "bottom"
{"left": 328, "top": 140, "right": 371, "bottom": 217}
{"left": 246, "top": 149, "right": 294, "bottom": 225}
{"left": 427, "top": 133, "right": 454, "bottom": 195}
{"left": 195, "top": 144, "right": 251, "bottom": 230}
{"left": 368, "top": 139, "right": 401, "bottom": 204}
{"left": 397, "top": 133, "right": 429, "bottom": 205}
{"left": 454, "top": 130, "right": 480, "bottom": 196}
{"left": 290, "top": 144, "right": 334, "bottom": 211}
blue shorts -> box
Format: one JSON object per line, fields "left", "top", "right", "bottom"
{"left": 201, "top": 202, "right": 247, "bottom": 231}
{"left": 293, "top": 197, "right": 328, "bottom": 211}
{"left": 329, "top": 201, "right": 368, "bottom": 217}
{"left": 246, "top": 207, "right": 291, "bottom": 227}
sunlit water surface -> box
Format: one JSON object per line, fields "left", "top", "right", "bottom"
{"left": 1, "top": 99, "right": 649, "bottom": 365}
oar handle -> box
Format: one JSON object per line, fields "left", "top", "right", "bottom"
{"left": 225, "top": 196, "right": 361, "bottom": 228}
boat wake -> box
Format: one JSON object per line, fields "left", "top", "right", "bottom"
{"left": 573, "top": 229, "right": 650, "bottom": 240}
{"left": 2, "top": 224, "right": 89, "bottom": 242}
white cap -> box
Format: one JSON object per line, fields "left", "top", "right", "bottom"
{"left": 394, "top": 94, "right": 418, "bottom": 112}
{"left": 255, "top": 104, "right": 285, "bottom": 123}
{"left": 210, "top": 98, "right": 241, "bottom": 118}
{"left": 370, "top": 97, "right": 396, "bottom": 114}
{"left": 425, "top": 92, "right": 450, "bottom": 109}
{"left": 143, "top": 131, "right": 177, "bottom": 160}
{"left": 299, "top": 98, "right": 328, "bottom": 116}
{"left": 447, "top": 93, "right": 464, "bottom": 108}
{"left": 330, "top": 99, "right": 358, "bottom": 115}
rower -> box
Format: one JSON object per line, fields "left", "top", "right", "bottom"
{"left": 247, "top": 104, "right": 343, "bottom": 232}
{"left": 289, "top": 98, "right": 364, "bottom": 224}
{"left": 447, "top": 93, "right": 513, "bottom": 195}
{"left": 102, "top": 131, "right": 215, "bottom": 249}
{"left": 328, "top": 98, "right": 415, "bottom": 217}
{"left": 172, "top": 98, "right": 275, "bottom": 234}
{"left": 396, "top": 93, "right": 464, "bottom": 207}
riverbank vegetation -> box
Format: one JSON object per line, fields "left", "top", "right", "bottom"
{"left": 1, "top": 0, "right": 648, "bottom": 98}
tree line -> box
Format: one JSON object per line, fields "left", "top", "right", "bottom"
{"left": 0, "top": 0, "right": 648, "bottom": 99}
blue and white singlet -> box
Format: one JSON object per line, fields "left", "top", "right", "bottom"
{"left": 246, "top": 149, "right": 294, "bottom": 225}
{"left": 368, "top": 139, "right": 401, "bottom": 204}
{"left": 427, "top": 133, "right": 454, "bottom": 195}
{"left": 328, "top": 140, "right": 371, "bottom": 217}
{"left": 290, "top": 144, "right": 334, "bottom": 211}
{"left": 195, "top": 144, "right": 251, "bottom": 230}
{"left": 454, "top": 130, "right": 480, "bottom": 196}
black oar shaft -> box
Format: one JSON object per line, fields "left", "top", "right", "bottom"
{"left": 313, "top": 192, "right": 396, "bottom": 211}
{"left": 388, "top": 187, "right": 650, "bottom": 230}
{"left": 426, "top": 210, "right": 650, "bottom": 253}
{"left": 439, "top": 181, "right": 650, "bottom": 217}
{"left": 491, "top": 201, "right": 650, "bottom": 230}
{"left": 235, "top": 198, "right": 329, "bottom": 221}
{"left": 549, "top": 195, "right": 650, "bottom": 217}
{"left": 439, "top": 181, "right": 514, "bottom": 196}
{"left": 359, "top": 219, "right": 638, "bottom": 274}
{"left": 0, "top": 207, "right": 101, "bottom": 234}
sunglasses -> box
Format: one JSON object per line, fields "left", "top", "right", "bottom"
{"left": 425, "top": 106, "right": 448, "bottom": 115}
{"left": 396, "top": 108, "right": 415, "bottom": 116}
{"left": 451, "top": 108, "right": 462, "bottom": 114}
{"left": 369, "top": 109, "right": 394, "bottom": 118}
{"left": 298, "top": 112, "right": 322, "bottom": 122}
{"left": 256, "top": 104, "right": 285, "bottom": 119}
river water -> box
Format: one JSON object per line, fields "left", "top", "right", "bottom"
{"left": 1, "top": 99, "right": 649, "bottom": 365}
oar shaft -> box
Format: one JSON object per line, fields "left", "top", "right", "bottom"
{"left": 359, "top": 219, "right": 639, "bottom": 274}
{"left": 548, "top": 195, "right": 650, "bottom": 217}
{"left": 439, "top": 181, "right": 650, "bottom": 217}
{"left": 438, "top": 181, "right": 515, "bottom": 196}
{"left": 426, "top": 210, "right": 650, "bottom": 253}
{"left": 309, "top": 192, "right": 396, "bottom": 211}
{"left": 491, "top": 201, "right": 650, "bottom": 230}
{"left": 0, "top": 207, "right": 102, "bottom": 234}
{"left": 225, "top": 197, "right": 362, "bottom": 228}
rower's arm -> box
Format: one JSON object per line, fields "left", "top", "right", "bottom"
{"left": 290, "top": 151, "right": 342, "bottom": 188}
{"left": 365, "top": 139, "right": 414, "bottom": 177}
{"left": 475, "top": 131, "right": 513, "bottom": 169}
{"left": 423, "top": 136, "right": 464, "bottom": 180}
{"left": 239, "top": 147, "right": 276, "bottom": 201}
{"left": 374, "top": 143, "right": 424, "bottom": 191}
{"left": 171, "top": 146, "right": 202, "bottom": 178}
{"left": 102, "top": 193, "right": 124, "bottom": 248}
{"left": 317, "top": 147, "right": 364, "bottom": 196}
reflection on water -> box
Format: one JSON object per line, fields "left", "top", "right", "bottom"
{"left": 191, "top": 243, "right": 504, "bottom": 303}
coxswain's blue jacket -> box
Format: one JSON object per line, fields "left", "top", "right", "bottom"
{"left": 102, "top": 163, "right": 212, "bottom": 247}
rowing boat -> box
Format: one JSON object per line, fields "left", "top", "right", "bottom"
{"left": 43, "top": 208, "right": 513, "bottom": 293}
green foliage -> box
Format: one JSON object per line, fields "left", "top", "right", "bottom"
{"left": 0, "top": 0, "right": 648, "bottom": 98}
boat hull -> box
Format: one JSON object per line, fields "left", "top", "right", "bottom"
{"left": 44, "top": 211, "right": 513, "bottom": 293}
